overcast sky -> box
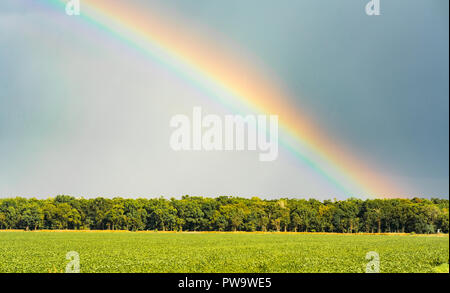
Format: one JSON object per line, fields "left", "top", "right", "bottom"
{"left": 0, "top": 0, "right": 448, "bottom": 199}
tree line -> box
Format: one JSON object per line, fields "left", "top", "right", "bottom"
{"left": 0, "top": 196, "right": 448, "bottom": 234}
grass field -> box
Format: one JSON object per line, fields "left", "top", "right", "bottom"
{"left": 0, "top": 231, "right": 448, "bottom": 273}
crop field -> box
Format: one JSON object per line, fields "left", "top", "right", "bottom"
{"left": 0, "top": 231, "right": 448, "bottom": 273}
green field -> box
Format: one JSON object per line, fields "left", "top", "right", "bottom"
{"left": 0, "top": 231, "right": 448, "bottom": 273}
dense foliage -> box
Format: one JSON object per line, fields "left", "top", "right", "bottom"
{"left": 0, "top": 196, "right": 448, "bottom": 233}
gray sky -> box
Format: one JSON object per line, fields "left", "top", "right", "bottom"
{"left": 0, "top": 0, "right": 448, "bottom": 199}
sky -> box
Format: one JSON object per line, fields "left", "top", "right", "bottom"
{"left": 0, "top": 0, "right": 448, "bottom": 199}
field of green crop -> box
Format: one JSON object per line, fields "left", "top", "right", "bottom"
{"left": 0, "top": 231, "right": 448, "bottom": 273}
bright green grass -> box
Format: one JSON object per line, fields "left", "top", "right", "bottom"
{"left": 0, "top": 232, "right": 448, "bottom": 273}
{"left": 432, "top": 263, "right": 449, "bottom": 273}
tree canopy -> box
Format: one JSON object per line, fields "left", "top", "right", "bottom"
{"left": 0, "top": 196, "right": 448, "bottom": 234}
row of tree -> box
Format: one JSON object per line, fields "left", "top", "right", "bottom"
{"left": 0, "top": 196, "right": 448, "bottom": 234}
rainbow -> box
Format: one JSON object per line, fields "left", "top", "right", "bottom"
{"left": 42, "top": 0, "right": 402, "bottom": 198}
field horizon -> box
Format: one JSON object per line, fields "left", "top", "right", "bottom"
{"left": 1, "top": 230, "right": 449, "bottom": 236}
